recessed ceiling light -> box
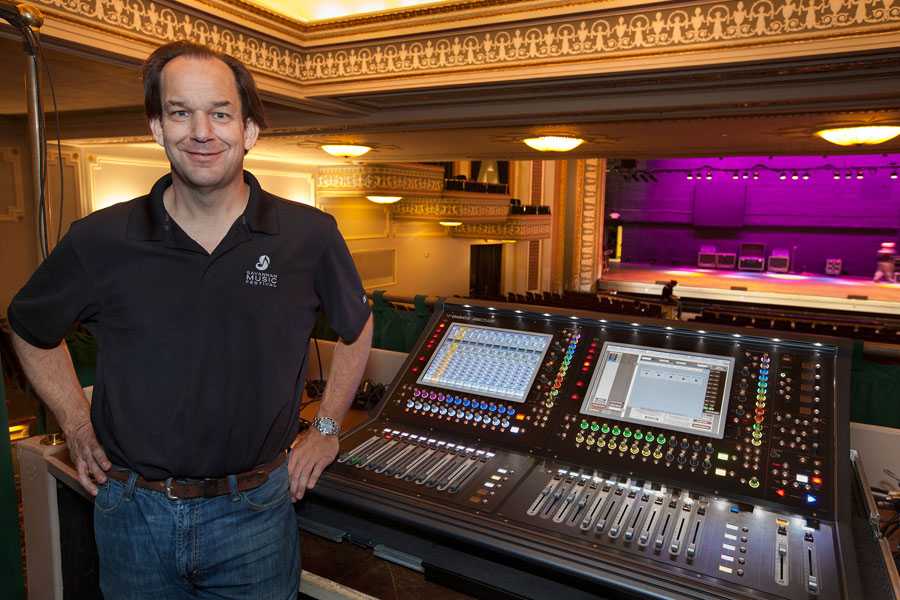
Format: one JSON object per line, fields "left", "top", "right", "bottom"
{"left": 439, "top": 220, "right": 463, "bottom": 227}
{"left": 320, "top": 144, "right": 372, "bottom": 158}
{"left": 523, "top": 136, "right": 584, "bottom": 152}
{"left": 366, "top": 195, "right": 402, "bottom": 204}
{"left": 815, "top": 126, "right": 900, "bottom": 146}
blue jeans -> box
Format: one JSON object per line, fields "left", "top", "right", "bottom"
{"left": 93, "top": 463, "right": 299, "bottom": 599}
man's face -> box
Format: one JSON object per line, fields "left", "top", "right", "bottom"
{"left": 149, "top": 56, "right": 259, "bottom": 192}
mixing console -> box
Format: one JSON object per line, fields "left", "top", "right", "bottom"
{"left": 306, "top": 300, "right": 861, "bottom": 600}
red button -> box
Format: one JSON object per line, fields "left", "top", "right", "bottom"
{"left": 812, "top": 476, "right": 823, "bottom": 486}
{"left": 754, "top": 415, "right": 764, "bottom": 424}
{"left": 576, "top": 381, "right": 585, "bottom": 388}
{"left": 776, "top": 488, "right": 785, "bottom": 497}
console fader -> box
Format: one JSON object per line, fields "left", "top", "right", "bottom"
{"left": 309, "top": 300, "right": 861, "bottom": 600}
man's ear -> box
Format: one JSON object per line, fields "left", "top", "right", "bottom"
{"left": 243, "top": 118, "right": 260, "bottom": 153}
{"left": 149, "top": 118, "right": 165, "bottom": 147}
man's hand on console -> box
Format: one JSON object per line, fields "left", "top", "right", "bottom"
{"left": 288, "top": 429, "right": 339, "bottom": 501}
{"left": 66, "top": 419, "right": 111, "bottom": 496}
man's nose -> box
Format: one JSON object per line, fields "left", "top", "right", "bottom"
{"left": 191, "top": 112, "right": 213, "bottom": 142}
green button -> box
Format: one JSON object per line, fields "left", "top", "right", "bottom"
{"left": 623, "top": 428, "right": 632, "bottom": 438}
{"left": 752, "top": 423, "right": 762, "bottom": 431}
{"left": 601, "top": 424, "right": 610, "bottom": 434}
{"left": 749, "top": 477, "right": 760, "bottom": 489}
{"left": 590, "top": 423, "right": 600, "bottom": 432}
{"left": 611, "top": 426, "right": 621, "bottom": 436}
{"left": 579, "top": 421, "right": 589, "bottom": 430}
{"left": 634, "top": 431, "right": 643, "bottom": 441}
{"left": 656, "top": 436, "right": 665, "bottom": 446}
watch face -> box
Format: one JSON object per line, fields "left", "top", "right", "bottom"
{"left": 315, "top": 417, "right": 339, "bottom": 436}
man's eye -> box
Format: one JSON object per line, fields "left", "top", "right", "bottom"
{"left": 172, "top": 110, "right": 189, "bottom": 118}
{"left": 213, "top": 112, "right": 230, "bottom": 120}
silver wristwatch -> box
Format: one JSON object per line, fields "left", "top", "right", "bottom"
{"left": 311, "top": 416, "right": 341, "bottom": 437}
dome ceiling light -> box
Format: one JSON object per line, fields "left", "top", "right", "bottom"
{"left": 522, "top": 136, "right": 584, "bottom": 152}
{"left": 439, "top": 220, "right": 463, "bottom": 227}
{"left": 815, "top": 126, "right": 900, "bottom": 146}
{"left": 366, "top": 195, "right": 402, "bottom": 204}
{"left": 320, "top": 144, "right": 372, "bottom": 158}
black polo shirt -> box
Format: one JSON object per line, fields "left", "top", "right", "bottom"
{"left": 8, "top": 172, "right": 370, "bottom": 479}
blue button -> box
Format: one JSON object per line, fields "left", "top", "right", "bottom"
{"left": 759, "top": 375, "right": 768, "bottom": 382}
{"left": 463, "top": 399, "right": 471, "bottom": 407}
{"left": 730, "top": 506, "right": 740, "bottom": 513}
{"left": 488, "top": 405, "right": 497, "bottom": 412}
{"left": 507, "top": 408, "right": 516, "bottom": 417}
{"left": 454, "top": 397, "right": 462, "bottom": 405}
{"left": 480, "top": 401, "right": 489, "bottom": 410}
{"left": 806, "top": 494, "right": 817, "bottom": 504}
{"left": 760, "top": 369, "right": 769, "bottom": 375}
{"left": 498, "top": 406, "right": 507, "bottom": 414}
{"left": 448, "top": 409, "right": 456, "bottom": 417}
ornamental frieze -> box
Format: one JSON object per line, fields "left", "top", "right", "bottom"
{"left": 31, "top": 0, "right": 900, "bottom": 86}
{"left": 391, "top": 196, "right": 510, "bottom": 221}
{"left": 317, "top": 164, "right": 444, "bottom": 195}
{"left": 452, "top": 216, "right": 552, "bottom": 240}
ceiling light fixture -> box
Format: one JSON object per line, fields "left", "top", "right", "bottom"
{"left": 815, "top": 126, "right": 900, "bottom": 146}
{"left": 439, "top": 220, "right": 463, "bottom": 227}
{"left": 522, "top": 136, "right": 584, "bottom": 152}
{"left": 366, "top": 195, "right": 402, "bottom": 204}
{"left": 320, "top": 144, "right": 372, "bottom": 158}
{"left": 856, "top": 170, "right": 864, "bottom": 180}
{"left": 891, "top": 171, "right": 898, "bottom": 180}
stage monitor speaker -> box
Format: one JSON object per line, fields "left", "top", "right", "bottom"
{"left": 715, "top": 252, "right": 736, "bottom": 269}
{"left": 697, "top": 244, "right": 717, "bottom": 268}
{"left": 738, "top": 242, "right": 766, "bottom": 272}
{"left": 825, "top": 258, "right": 842, "bottom": 275}
{"left": 768, "top": 248, "right": 790, "bottom": 273}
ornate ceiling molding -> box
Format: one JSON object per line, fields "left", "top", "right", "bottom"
{"left": 31, "top": 0, "right": 900, "bottom": 94}
{"left": 452, "top": 215, "right": 552, "bottom": 240}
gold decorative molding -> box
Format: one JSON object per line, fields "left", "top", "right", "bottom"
{"left": 451, "top": 215, "right": 551, "bottom": 240}
{"left": 317, "top": 163, "right": 444, "bottom": 197}
{"left": 570, "top": 158, "right": 604, "bottom": 292}
{"left": 391, "top": 193, "right": 510, "bottom": 222}
{"left": 0, "top": 147, "right": 25, "bottom": 222}
{"left": 31, "top": 0, "right": 900, "bottom": 92}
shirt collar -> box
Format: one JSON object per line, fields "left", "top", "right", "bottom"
{"left": 127, "top": 170, "right": 279, "bottom": 241}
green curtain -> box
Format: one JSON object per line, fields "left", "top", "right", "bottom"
{"left": 371, "top": 291, "right": 433, "bottom": 353}
{"left": 850, "top": 341, "right": 900, "bottom": 429}
{"left": 0, "top": 355, "right": 25, "bottom": 600}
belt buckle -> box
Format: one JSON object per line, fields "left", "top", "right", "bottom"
{"left": 164, "top": 477, "right": 179, "bottom": 500}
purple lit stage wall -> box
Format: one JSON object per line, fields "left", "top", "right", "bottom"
{"left": 605, "top": 155, "right": 900, "bottom": 277}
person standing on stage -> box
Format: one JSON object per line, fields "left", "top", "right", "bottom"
{"left": 8, "top": 41, "right": 372, "bottom": 599}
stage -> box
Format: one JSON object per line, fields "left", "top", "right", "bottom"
{"left": 599, "top": 263, "right": 900, "bottom": 316}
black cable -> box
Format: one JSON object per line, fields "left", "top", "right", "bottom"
{"left": 37, "top": 39, "right": 65, "bottom": 244}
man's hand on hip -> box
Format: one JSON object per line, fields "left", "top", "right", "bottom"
{"left": 288, "top": 430, "right": 339, "bottom": 501}
{"left": 67, "top": 420, "right": 111, "bottom": 496}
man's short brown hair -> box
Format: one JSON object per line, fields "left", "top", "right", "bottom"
{"left": 142, "top": 41, "right": 268, "bottom": 129}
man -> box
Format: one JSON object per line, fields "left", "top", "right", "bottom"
{"left": 8, "top": 41, "right": 372, "bottom": 598}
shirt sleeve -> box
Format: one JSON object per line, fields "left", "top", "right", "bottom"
{"left": 313, "top": 215, "right": 371, "bottom": 342}
{"left": 7, "top": 228, "right": 101, "bottom": 349}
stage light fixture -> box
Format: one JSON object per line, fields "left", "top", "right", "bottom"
{"left": 891, "top": 171, "right": 898, "bottom": 180}
{"left": 791, "top": 171, "right": 799, "bottom": 180}
{"left": 845, "top": 171, "right": 852, "bottom": 179}
{"left": 705, "top": 170, "right": 712, "bottom": 180}
{"left": 686, "top": 173, "right": 693, "bottom": 180}
{"left": 802, "top": 172, "right": 810, "bottom": 180}
{"left": 753, "top": 171, "right": 759, "bottom": 180}
{"left": 522, "top": 136, "right": 584, "bottom": 152}
{"left": 320, "top": 144, "right": 372, "bottom": 158}
{"left": 732, "top": 172, "right": 739, "bottom": 180}
{"left": 815, "top": 125, "right": 900, "bottom": 146}
{"left": 779, "top": 172, "right": 787, "bottom": 180}
{"left": 833, "top": 171, "right": 840, "bottom": 180}
{"left": 856, "top": 170, "right": 864, "bottom": 180}
{"left": 742, "top": 171, "right": 749, "bottom": 179}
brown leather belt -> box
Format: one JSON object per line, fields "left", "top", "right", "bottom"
{"left": 106, "top": 451, "right": 288, "bottom": 500}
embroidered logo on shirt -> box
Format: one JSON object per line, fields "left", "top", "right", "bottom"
{"left": 246, "top": 255, "right": 278, "bottom": 288}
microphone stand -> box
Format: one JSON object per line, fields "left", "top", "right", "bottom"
{"left": 1, "top": 2, "right": 47, "bottom": 259}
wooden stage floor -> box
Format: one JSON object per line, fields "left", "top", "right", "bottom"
{"left": 600, "top": 263, "right": 900, "bottom": 315}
